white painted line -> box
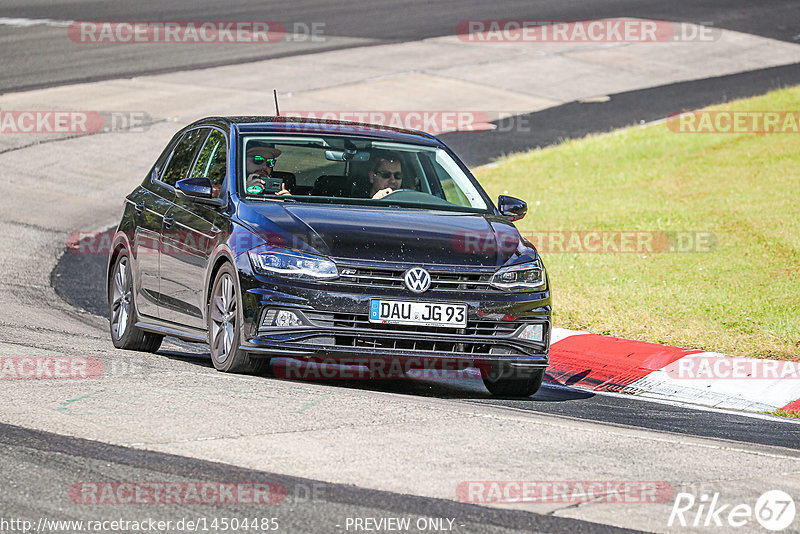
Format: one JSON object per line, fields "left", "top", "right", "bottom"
{"left": 0, "top": 17, "right": 73, "bottom": 28}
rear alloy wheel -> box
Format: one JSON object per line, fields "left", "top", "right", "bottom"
{"left": 108, "top": 252, "right": 163, "bottom": 352}
{"left": 481, "top": 363, "right": 544, "bottom": 397}
{"left": 208, "top": 262, "right": 270, "bottom": 374}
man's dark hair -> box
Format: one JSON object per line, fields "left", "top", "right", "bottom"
{"left": 370, "top": 151, "right": 402, "bottom": 172}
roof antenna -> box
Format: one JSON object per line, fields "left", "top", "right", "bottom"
{"left": 273, "top": 89, "right": 281, "bottom": 117}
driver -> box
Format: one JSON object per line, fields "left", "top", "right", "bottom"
{"left": 366, "top": 153, "right": 403, "bottom": 199}
{"left": 245, "top": 142, "right": 290, "bottom": 196}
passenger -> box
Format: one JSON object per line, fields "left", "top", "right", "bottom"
{"left": 245, "top": 142, "right": 290, "bottom": 196}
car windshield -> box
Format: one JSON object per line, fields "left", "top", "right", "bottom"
{"left": 240, "top": 135, "right": 489, "bottom": 212}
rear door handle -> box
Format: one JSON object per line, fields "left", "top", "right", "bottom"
{"left": 163, "top": 216, "right": 174, "bottom": 229}
{"left": 134, "top": 202, "right": 145, "bottom": 215}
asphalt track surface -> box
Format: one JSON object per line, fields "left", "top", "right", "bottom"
{"left": 7, "top": 1, "right": 800, "bottom": 532}
{"left": 1, "top": 0, "right": 799, "bottom": 93}
{"left": 1, "top": 423, "right": 640, "bottom": 534}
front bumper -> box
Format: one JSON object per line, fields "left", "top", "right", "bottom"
{"left": 236, "top": 257, "right": 551, "bottom": 369}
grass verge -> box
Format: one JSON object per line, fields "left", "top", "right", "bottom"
{"left": 475, "top": 86, "right": 800, "bottom": 359}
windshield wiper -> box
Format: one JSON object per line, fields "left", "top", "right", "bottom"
{"left": 245, "top": 196, "right": 296, "bottom": 202}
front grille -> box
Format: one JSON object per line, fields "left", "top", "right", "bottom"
{"left": 300, "top": 311, "right": 531, "bottom": 356}
{"left": 331, "top": 336, "right": 515, "bottom": 355}
{"left": 331, "top": 265, "right": 497, "bottom": 292}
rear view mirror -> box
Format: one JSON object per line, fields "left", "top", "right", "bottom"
{"left": 498, "top": 195, "right": 527, "bottom": 221}
{"left": 324, "top": 150, "right": 370, "bottom": 162}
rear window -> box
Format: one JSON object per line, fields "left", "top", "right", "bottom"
{"left": 161, "top": 129, "right": 208, "bottom": 186}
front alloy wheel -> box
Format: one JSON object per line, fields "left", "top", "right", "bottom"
{"left": 210, "top": 271, "right": 238, "bottom": 362}
{"left": 207, "top": 262, "right": 270, "bottom": 374}
{"left": 110, "top": 256, "right": 131, "bottom": 340}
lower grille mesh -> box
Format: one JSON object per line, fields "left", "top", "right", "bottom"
{"left": 301, "top": 311, "right": 529, "bottom": 356}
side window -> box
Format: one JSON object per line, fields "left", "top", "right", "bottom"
{"left": 191, "top": 130, "right": 227, "bottom": 198}
{"left": 161, "top": 129, "right": 208, "bottom": 187}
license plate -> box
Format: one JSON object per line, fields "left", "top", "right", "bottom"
{"left": 369, "top": 299, "right": 467, "bottom": 328}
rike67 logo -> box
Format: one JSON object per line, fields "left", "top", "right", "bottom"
{"left": 669, "top": 490, "right": 796, "bottom": 531}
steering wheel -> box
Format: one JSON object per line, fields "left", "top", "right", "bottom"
{"left": 381, "top": 188, "right": 415, "bottom": 196}
{"left": 378, "top": 188, "right": 453, "bottom": 206}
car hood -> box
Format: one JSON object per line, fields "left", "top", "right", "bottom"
{"left": 237, "top": 202, "right": 524, "bottom": 267}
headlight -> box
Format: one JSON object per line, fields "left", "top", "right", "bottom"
{"left": 490, "top": 261, "right": 546, "bottom": 291}
{"left": 248, "top": 245, "right": 338, "bottom": 280}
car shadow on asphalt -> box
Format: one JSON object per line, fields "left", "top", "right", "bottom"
{"left": 266, "top": 371, "right": 596, "bottom": 403}
{"left": 155, "top": 347, "right": 595, "bottom": 403}
{"left": 155, "top": 348, "right": 215, "bottom": 368}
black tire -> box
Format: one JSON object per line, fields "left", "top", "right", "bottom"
{"left": 481, "top": 363, "right": 544, "bottom": 397}
{"left": 207, "top": 262, "right": 270, "bottom": 374}
{"left": 108, "top": 252, "right": 163, "bottom": 352}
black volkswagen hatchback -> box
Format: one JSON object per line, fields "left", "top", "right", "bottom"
{"left": 108, "top": 117, "right": 551, "bottom": 397}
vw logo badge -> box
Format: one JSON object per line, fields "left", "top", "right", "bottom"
{"left": 404, "top": 267, "right": 431, "bottom": 293}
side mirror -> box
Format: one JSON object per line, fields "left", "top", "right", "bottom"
{"left": 498, "top": 195, "right": 527, "bottom": 221}
{"left": 176, "top": 177, "right": 226, "bottom": 207}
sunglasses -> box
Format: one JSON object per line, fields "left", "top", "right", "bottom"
{"left": 248, "top": 155, "right": 277, "bottom": 167}
{"left": 375, "top": 170, "right": 403, "bottom": 180}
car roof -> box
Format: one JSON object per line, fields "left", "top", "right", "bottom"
{"left": 187, "top": 116, "right": 445, "bottom": 147}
